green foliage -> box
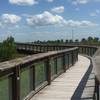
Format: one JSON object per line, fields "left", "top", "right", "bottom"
{"left": 0, "top": 36, "right": 17, "bottom": 62}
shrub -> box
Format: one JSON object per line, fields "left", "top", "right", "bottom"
{"left": 0, "top": 36, "right": 17, "bottom": 62}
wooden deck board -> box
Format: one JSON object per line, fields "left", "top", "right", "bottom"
{"left": 31, "top": 55, "right": 94, "bottom": 100}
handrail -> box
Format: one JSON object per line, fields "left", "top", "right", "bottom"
{"left": 0, "top": 47, "right": 78, "bottom": 71}
{"left": 0, "top": 46, "right": 78, "bottom": 100}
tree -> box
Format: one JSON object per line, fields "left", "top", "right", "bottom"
{"left": 81, "top": 38, "right": 87, "bottom": 44}
{"left": 94, "top": 37, "right": 99, "bottom": 43}
{"left": 88, "top": 37, "right": 93, "bottom": 41}
{"left": 60, "top": 39, "right": 64, "bottom": 43}
{"left": 0, "top": 36, "right": 17, "bottom": 62}
{"left": 65, "top": 39, "right": 69, "bottom": 43}
{"left": 69, "top": 39, "right": 73, "bottom": 43}
{"left": 75, "top": 39, "right": 79, "bottom": 43}
{"left": 87, "top": 37, "right": 93, "bottom": 44}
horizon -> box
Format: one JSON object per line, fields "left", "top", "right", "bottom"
{"left": 0, "top": 0, "right": 100, "bottom": 42}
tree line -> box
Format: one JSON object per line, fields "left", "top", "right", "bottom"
{"left": 33, "top": 36, "right": 100, "bottom": 45}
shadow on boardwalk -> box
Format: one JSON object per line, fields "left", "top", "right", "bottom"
{"left": 71, "top": 66, "right": 95, "bottom": 100}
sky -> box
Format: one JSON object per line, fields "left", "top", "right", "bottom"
{"left": 0, "top": 0, "right": 100, "bottom": 42}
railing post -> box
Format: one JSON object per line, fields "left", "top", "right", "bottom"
{"left": 95, "top": 77, "right": 99, "bottom": 100}
{"left": 46, "top": 58, "right": 51, "bottom": 85}
{"left": 55, "top": 57, "right": 58, "bottom": 74}
{"left": 67, "top": 54, "right": 69, "bottom": 68}
{"left": 72, "top": 51, "right": 74, "bottom": 66}
{"left": 12, "top": 66, "right": 20, "bottom": 100}
{"left": 39, "top": 45, "right": 41, "bottom": 52}
{"left": 85, "top": 47, "right": 86, "bottom": 54}
{"left": 63, "top": 54, "right": 66, "bottom": 72}
{"left": 82, "top": 47, "right": 84, "bottom": 54}
{"left": 47, "top": 46, "right": 49, "bottom": 52}
{"left": 30, "top": 65, "right": 35, "bottom": 90}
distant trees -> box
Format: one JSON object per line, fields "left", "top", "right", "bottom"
{"left": 75, "top": 39, "right": 79, "bottom": 43}
{"left": 34, "top": 36, "right": 100, "bottom": 45}
{"left": 65, "top": 39, "right": 68, "bottom": 43}
{"left": 80, "top": 37, "right": 100, "bottom": 45}
{"left": 0, "top": 36, "right": 17, "bottom": 62}
{"left": 93, "top": 37, "right": 99, "bottom": 43}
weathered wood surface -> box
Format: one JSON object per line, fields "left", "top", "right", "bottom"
{"left": 31, "top": 55, "right": 94, "bottom": 100}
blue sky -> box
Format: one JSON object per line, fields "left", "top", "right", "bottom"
{"left": 0, "top": 0, "right": 100, "bottom": 42}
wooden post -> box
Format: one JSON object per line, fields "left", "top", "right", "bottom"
{"left": 67, "top": 54, "right": 69, "bottom": 68}
{"left": 30, "top": 65, "right": 35, "bottom": 91}
{"left": 12, "top": 66, "right": 20, "bottom": 100}
{"left": 85, "top": 47, "right": 86, "bottom": 54}
{"left": 95, "top": 77, "right": 99, "bottom": 100}
{"left": 46, "top": 58, "right": 51, "bottom": 85}
{"left": 77, "top": 49, "right": 78, "bottom": 61}
{"left": 56, "top": 58, "right": 58, "bottom": 74}
{"left": 72, "top": 51, "right": 74, "bottom": 66}
{"left": 82, "top": 47, "right": 84, "bottom": 54}
{"left": 63, "top": 54, "right": 66, "bottom": 72}
{"left": 39, "top": 45, "right": 42, "bottom": 52}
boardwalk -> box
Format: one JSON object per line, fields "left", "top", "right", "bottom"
{"left": 31, "top": 55, "right": 95, "bottom": 100}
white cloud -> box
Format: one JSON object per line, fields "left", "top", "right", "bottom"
{"left": 72, "top": 0, "right": 100, "bottom": 5}
{"left": 47, "top": 0, "right": 54, "bottom": 2}
{"left": 0, "top": 14, "right": 21, "bottom": 28}
{"left": 26, "top": 11, "right": 66, "bottom": 26}
{"left": 9, "top": 0, "right": 38, "bottom": 6}
{"left": 90, "top": 9, "right": 100, "bottom": 16}
{"left": 26, "top": 11, "right": 98, "bottom": 27}
{"left": 51, "top": 6, "right": 64, "bottom": 13}
{"left": 66, "top": 20, "right": 98, "bottom": 27}
{"left": 72, "top": 0, "right": 90, "bottom": 5}
{"left": 1, "top": 14, "right": 21, "bottom": 24}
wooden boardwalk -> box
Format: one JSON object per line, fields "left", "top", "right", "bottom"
{"left": 31, "top": 55, "right": 95, "bottom": 100}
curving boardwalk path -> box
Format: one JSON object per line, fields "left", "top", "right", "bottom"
{"left": 31, "top": 55, "right": 95, "bottom": 100}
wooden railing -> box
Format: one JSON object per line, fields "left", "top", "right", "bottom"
{"left": 0, "top": 42, "right": 99, "bottom": 100}
{"left": 16, "top": 43, "right": 99, "bottom": 99}
{"left": 0, "top": 46, "right": 78, "bottom": 100}
{"left": 16, "top": 43, "right": 71, "bottom": 54}
{"left": 16, "top": 43, "right": 98, "bottom": 56}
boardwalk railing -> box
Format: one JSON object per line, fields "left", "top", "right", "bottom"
{"left": 16, "top": 43, "right": 70, "bottom": 54}
{"left": 16, "top": 43, "right": 100, "bottom": 99}
{"left": 16, "top": 43, "right": 98, "bottom": 56}
{"left": 0, "top": 46, "right": 78, "bottom": 100}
